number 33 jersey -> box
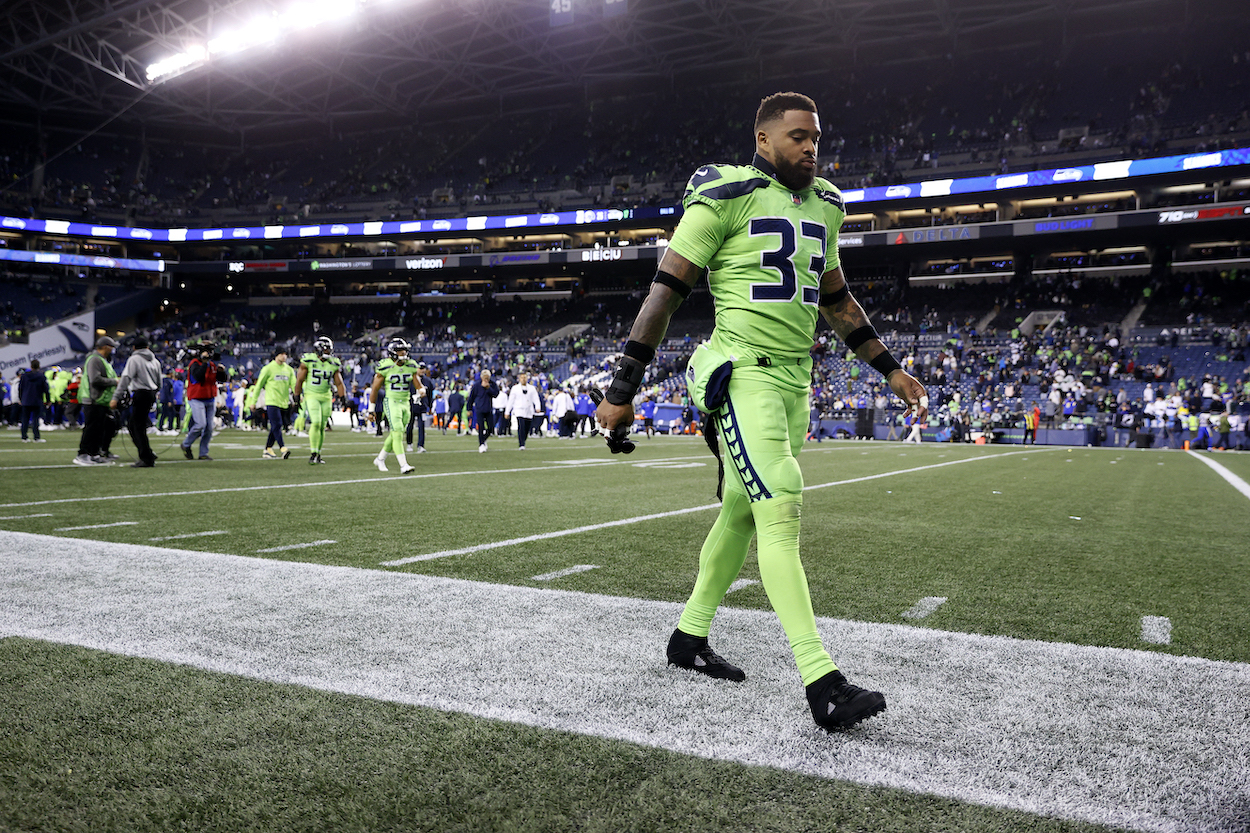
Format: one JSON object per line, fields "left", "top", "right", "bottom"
{"left": 668, "top": 161, "right": 846, "bottom": 360}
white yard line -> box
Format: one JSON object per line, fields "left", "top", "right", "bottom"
{"left": 727, "top": 579, "right": 759, "bottom": 594}
{"left": 0, "top": 513, "right": 53, "bottom": 520}
{"left": 531, "top": 564, "right": 599, "bottom": 581}
{"left": 53, "top": 521, "right": 139, "bottom": 531}
{"left": 2, "top": 529, "right": 1246, "bottom": 833}
{"left": 1186, "top": 451, "right": 1250, "bottom": 501}
{"left": 385, "top": 448, "right": 1052, "bottom": 565}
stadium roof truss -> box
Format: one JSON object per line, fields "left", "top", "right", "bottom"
{"left": 0, "top": 0, "right": 1237, "bottom": 143}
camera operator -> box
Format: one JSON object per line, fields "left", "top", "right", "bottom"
{"left": 180, "top": 342, "right": 228, "bottom": 461}
{"left": 111, "top": 336, "right": 162, "bottom": 468}
{"left": 73, "top": 337, "right": 119, "bottom": 466}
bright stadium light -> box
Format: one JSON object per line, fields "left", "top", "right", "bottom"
{"left": 146, "top": 44, "right": 207, "bottom": 80}
{"left": 146, "top": 0, "right": 365, "bottom": 82}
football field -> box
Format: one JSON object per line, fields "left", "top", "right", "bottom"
{"left": 3, "top": 427, "right": 1249, "bottom": 833}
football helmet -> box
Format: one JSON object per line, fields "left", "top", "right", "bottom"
{"left": 314, "top": 335, "right": 334, "bottom": 357}
{"left": 387, "top": 337, "right": 411, "bottom": 360}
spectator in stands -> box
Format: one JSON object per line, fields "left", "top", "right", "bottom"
{"left": 181, "top": 342, "right": 228, "bottom": 461}
{"left": 111, "top": 336, "right": 162, "bottom": 467}
{"left": 73, "top": 337, "right": 119, "bottom": 466}
{"left": 18, "top": 360, "right": 50, "bottom": 443}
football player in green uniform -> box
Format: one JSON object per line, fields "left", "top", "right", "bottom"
{"left": 596, "top": 92, "right": 928, "bottom": 731}
{"left": 370, "top": 337, "right": 423, "bottom": 474}
{"left": 292, "top": 335, "right": 347, "bottom": 465}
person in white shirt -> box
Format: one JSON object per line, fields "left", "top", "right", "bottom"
{"left": 492, "top": 385, "right": 509, "bottom": 437}
{"left": 552, "top": 386, "right": 575, "bottom": 438}
{"left": 505, "top": 372, "right": 542, "bottom": 449}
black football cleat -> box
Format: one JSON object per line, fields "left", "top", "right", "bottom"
{"left": 805, "top": 670, "right": 886, "bottom": 731}
{"left": 666, "top": 628, "right": 746, "bottom": 682}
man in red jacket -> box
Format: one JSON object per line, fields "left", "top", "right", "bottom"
{"left": 181, "top": 342, "right": 228, "bottom": 461}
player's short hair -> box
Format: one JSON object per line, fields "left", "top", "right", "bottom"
{"left": 754, "top": 92, "right": 818, "bottom": 131}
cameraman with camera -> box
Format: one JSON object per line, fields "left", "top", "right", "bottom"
{"left": 181, "top": 342, "right": 228, "bottom": 461}
{"left": 111, "top": 336, "right": 162, "bottom": 468}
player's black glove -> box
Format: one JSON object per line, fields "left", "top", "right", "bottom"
{"left": 588, "top": 387, "right": 635, "bottom": 454}
{"left": 292, "top": 393, "right": 301, "bottom": 409}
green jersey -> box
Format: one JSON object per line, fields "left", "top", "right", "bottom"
{"left": 300, "top": 352, "right": 342, "bottom": 397}
{"left": 248, "top": 360, "right": 296, "bottom": 409}
{"left": 375, "top": 357, "right": 419, "bottom": 402}
{"left": 668, "top": 158, "right": 846, "bottom": 360}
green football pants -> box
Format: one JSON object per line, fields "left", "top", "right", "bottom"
{"left": 382, "top": 399, "right": 410, "bottom": 454}
{"left": 677, "top": 363, "right": 837, "bottom": 686}
{"left": 306, "top": 395, "right": 332, "bottom": 454}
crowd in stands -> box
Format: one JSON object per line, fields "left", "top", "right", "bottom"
{"left": 4, "top": 45, "right": 1249, "bottom": 230}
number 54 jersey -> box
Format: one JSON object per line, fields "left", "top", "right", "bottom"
{"left": 667, "top": 161, "right": 846, "bottom": 361}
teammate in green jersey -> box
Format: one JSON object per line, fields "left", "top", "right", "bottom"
{"left": 292, "top": 335, "right": 347, "bottom": 465}
{"left": 370, "top": 337, "right": 423, "bottom": 474}
{"left": 247, "top": 349, "right": 296, "bottom": 460}
{"left": 596, "top": 92, "right": 928, "bottom": 732}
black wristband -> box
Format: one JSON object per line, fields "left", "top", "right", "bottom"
{"left": 605, "top": 356, "right": 646, "bottom": 405}
{"left": 869, "top": 350, "right": 903, "bottom": 378}
{"left": 622, "top": 340, "right": 655, "bottom": 365}
{"left": 652, "top": 270, "right": 692, "bottom": 299}
{"left": 819, "top": 286, "right": 849, "bottom": 306}
{"left": 844, "top": 325, "right": 879, "bottom": 352}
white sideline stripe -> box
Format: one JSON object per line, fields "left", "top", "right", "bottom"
{"left": 1186, "top": 451, "right": 1250, "bottom": 501}
{"left": 150, "top": 531, "right": 229, "bottom": 542}
{"left": 0, "top": 513, "right": 53, "bottom": 520}
{"left": 54, "top": 521, "right": 139, "bottom": 531}
{"left": 727, "top": 579, "right": 759, "bottom": 594}
{"left": 256, "top": 540, "right": 336, "bottom": 553}
{"left": 384, "top": 447, "right": 1051, "bottom": 565}
{"left": 531, "top": 564, "right": 599, "bottom": 581}
{"left": 901, "top": 597, "right": 947, "bottom": 620}
{"left": 2, "top": 530, "right": 1247, "bottom": 833}
{"left": 0, "top": 460, "right": 622, "bottom": 508}
{"left": 1142, "top": 616, "right": 1173, "bottom": 645}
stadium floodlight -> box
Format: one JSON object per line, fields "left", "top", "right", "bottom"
{"left": 146, "top": 44, "right": 207, "bottom": 81}
{"left": 146, "top": 0, "right": 365, "bottom": 83}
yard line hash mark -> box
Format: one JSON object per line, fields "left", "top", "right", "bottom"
{"left": 902, "top": 597, "right": 948, "bottom": 620}
{"left": 150, "top": 531, "right": 229, "bottom": 541}
{"left": 256, "top": 540, "right": 336, "bottom": 553}
{"left": 55, "top": 521, "right": 139, "bottom": 531}
{"left": 532, "top": 564, "right": 599, "bottom": 581}
{"left": 1142, "top": 616, "right": 1173, "bottom": 645}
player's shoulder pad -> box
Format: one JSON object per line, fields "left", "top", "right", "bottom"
{"left": 812, "top": 177, "right": 846, "bottom": 212}
{"left": 683, "top": 163, "right": 770, "bottom": 207}
{"left": 376, "top": 359, "right": 394, "bottom": 372}
{"left": 301, "top": 352, "right": 317, "bottom": 361}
